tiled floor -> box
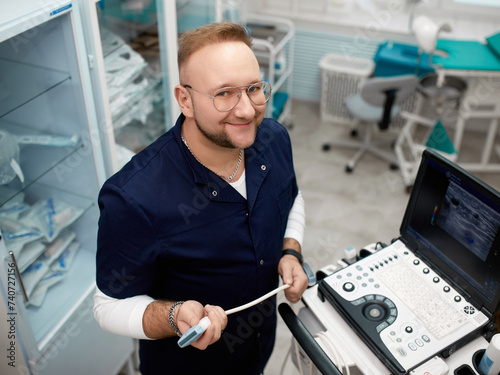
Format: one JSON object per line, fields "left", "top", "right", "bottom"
{"left": 122, "top": 98, "right": 500, "bottom": 375}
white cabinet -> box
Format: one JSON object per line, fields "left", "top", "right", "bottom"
{"left": 247, "top": 14, "right": 295, "bottom": 126}
{"left": 0, "top": 2, "right": 133, "bottom": 374}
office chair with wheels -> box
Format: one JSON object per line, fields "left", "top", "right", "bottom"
{"left": 322, "top": 74, "right": 418, "bottom": 173}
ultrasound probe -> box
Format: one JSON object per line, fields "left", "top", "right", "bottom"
{"left": 178, "top": 284, "right": 291, "bottom": 348}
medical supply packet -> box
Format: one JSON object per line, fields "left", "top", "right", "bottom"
{"left": 19, "top": 197, "right": 84, "bottom": 242}
{"left": 0, "top": 217, "right": 42, "bottom": 257}
{"left": 27, "top": 241, "right": 80, "bottom": 307}
{"left": 21, "top": 230, "right": 76, "bottom": 298}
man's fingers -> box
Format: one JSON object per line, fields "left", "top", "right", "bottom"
{"left": 203, "top": 305, "right": 227, "bottom": 344}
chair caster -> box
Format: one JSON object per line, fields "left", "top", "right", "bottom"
{"left": 389, "top": 163, "right": 399, "bottom": 171}
{"left": 322, "top": 143, "right": 331, "bottom": 152}
{"left": 345, "top": 165, "right": 354, "bottom": 173}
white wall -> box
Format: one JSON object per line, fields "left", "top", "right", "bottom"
{"left": 248, "top": 0, "right": 500, "bottom": 101}
{"left": 251, "top": 0, "right": 500, "bottom": 42}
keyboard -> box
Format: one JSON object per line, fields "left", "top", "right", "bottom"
{"left": 378, "top": 262, "right": 467, "bottom": 339}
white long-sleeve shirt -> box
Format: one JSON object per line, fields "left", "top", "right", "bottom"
{"left": 94, "top": 177, "right": 306, "bottom": 339}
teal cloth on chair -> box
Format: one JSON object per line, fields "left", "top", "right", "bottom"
{"left": 434, "top": 39, "right": 500, "bottom": 71}
{"left": 486, "top": 31, "right": 500, "bottom": 59}
{"left": 373, "top": 39, "right": 500, "bottom": 78}
{"left": 425, "top": 120, "right": 456, "bottom": 155}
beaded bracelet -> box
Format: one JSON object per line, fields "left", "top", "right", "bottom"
{"left": 168, "top": 301, "right": 185, "bottom": 337}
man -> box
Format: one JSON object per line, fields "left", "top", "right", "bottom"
{"left": 94, "top": 22, "right": 307, "bottom": 375}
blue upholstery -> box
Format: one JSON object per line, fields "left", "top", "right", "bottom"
{"left": 345, "top": 94, "right": 400, "bottom": 123}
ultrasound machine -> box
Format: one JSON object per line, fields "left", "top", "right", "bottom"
{"left": 280, "top": 149, "right": 500, "bottom": 375}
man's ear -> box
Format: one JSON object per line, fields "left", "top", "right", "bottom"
{"left": 174, "top": 84, "right": 194, "bottom": 118}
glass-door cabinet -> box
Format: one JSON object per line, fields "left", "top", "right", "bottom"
{"left": 0, "top": 1, "right": 134, "bottom": 374}
{"left": 80, "top": 0, "right": 180, "bottom": 173}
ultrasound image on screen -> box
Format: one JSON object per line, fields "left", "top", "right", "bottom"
{"left": 436, "top": 181, "right": 500, "bottom": 262}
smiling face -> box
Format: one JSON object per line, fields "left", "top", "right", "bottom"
{"left": 180, "top": 41, "right": 266, "bottom": 150}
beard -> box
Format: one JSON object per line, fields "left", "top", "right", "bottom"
{"left": 193, "top": 115, "right": 262, "bottom": 149}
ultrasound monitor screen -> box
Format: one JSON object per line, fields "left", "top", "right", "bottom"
{"left": 437, "top": 180, "right": 500, "bottom": 262}
{"left": 400, "top": 149, "right": 500, "bottom": 313}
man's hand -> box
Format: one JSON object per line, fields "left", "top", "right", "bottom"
{"left": 278, "top": 255, "right": 308, "bottom": 303}
{"left": 143, "top": 299, "right": 227, "bottom": 350}
{"left": 176, "top": 301, "right": 228, "bottom": 350}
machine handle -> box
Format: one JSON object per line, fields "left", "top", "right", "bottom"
{"left": 278, "top": 303, "right": 342, "bottom": 375}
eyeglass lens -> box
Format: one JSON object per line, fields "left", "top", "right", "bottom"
{"left": 213, "top": 82, "right": 271, "bottom": 111}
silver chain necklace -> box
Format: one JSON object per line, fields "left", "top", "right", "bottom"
{"left": 181, "top": 133, "right": 244, "bottom": 182}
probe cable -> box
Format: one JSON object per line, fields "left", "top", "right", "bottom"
{"left": 178, "top": 284, "right": 290, "bottom": 348}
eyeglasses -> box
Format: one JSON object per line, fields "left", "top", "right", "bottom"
{"left": 184, "top": 81, "right": 272, "bottom": 112}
